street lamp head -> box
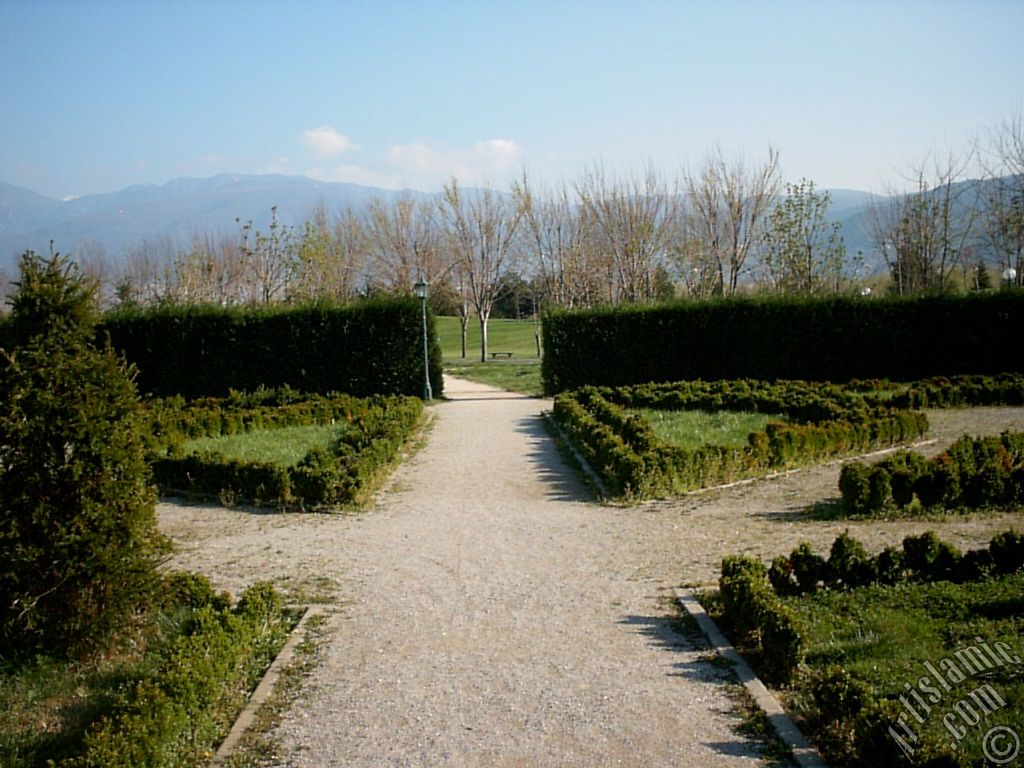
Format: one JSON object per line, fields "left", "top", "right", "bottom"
{"left": 413, "top": 279, "right": 428, "bottom": 300}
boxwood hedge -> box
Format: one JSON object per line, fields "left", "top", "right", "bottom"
{"left": 146, "top": 388, "right": 423, "bottom": 510}
{"left": 552, "top": 379, "right": 928, "bottom": 499}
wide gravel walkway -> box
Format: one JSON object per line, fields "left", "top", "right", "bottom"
{"left": 267, "top": 376, "right": 768, "bottom": 766}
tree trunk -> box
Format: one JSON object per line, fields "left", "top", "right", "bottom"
{"left": 459, "top": 310, "right": 469, "bottom": 358}
{"left": 479, "top": 312, "right": 490, "bottom": 362}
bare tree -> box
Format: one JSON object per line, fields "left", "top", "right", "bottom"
{"left": 114, "top": 236, "right": 178, "bottom": 306}
{"left": 513, "top": 174, "right": 602, "bottom": 310}
{"left": 868, "top": 150, "right": 979, "bottom": 295}
{"left": 574, "top": 165, "right": 679, "bottom": 303}
{"left": 238, "top": 206, "right": 298, "bottom": 304}
{"left": 439, "top": 180, "right": 523, "bottom": 362}
{"left": 174, "top": 233, "right": 248, "bottom": 306}
{"left": 292, "top": 204, "right": 366, "bottom": 302}
{"left": 980, "top": 110, "right": 1024, "bottom": 286}
{"left": 362, "top": 194, "right": 443, "bottom": 293}
{"left": 682, "top": 147, "right": 780, "bottom": 295}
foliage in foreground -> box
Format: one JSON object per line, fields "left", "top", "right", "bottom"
{"left": 65, "top": 580, "right": 293, "bottom": 768}
{"left": 714, "top": 531, "right": 1024, "bottom": 768}
{"left": 1, "top": 574, "right": 294, "bottom": 768}
{"left": 146, "top": 387, "right": 423, "bottom": 509}
{"left": 0, "top": 252, "right": 166, "bottom": 656}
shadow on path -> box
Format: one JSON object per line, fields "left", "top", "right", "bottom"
{"left": 515, "top": 414, "right": 593, "bottom": 503}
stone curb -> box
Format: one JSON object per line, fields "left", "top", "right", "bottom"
{"left": 675, "top": 590, "right": 829, "bottom": 768}
{"left": 212, "top": 604, "right": 326, "bottom": 765}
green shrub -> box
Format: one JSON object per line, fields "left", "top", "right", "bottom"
{"left": 718, "top": 554, "right": 802, "bottom": 684}
{"left": 790, "top": 542, "right": 828, "bottom": 593}
{"left": 841, "top": 431, "right": 1024, "bottom": 516}
{"left": 828, "top": 533, "right": 876, "bottom": 588}
{"left": 102, "top": 299, "right": 444, "bottom": 399}
{"left": 553, "top": 379, "right": 929, "bottom": 500}
{"left": 0, "top": 252, "right": 166, "bottom": 656}
{"left": 990, "top": 530, "right": 1024, "bottom": 575}
{"left": 542, "top": 294, "right": 1024, "bottom": 394}
{"left": 64, "top": 582, "right": 291, "bottom": 768}
{"left": 148, "top": 392, "right": 422, "bottom": 510}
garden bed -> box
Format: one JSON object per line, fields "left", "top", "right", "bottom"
{"left": 552, "top": 374, "right": 1024, "bottom": 502}
{"left": 144, "top": 387, "right": 424, "bottom": 510}
{"left": 709, "top": 531, "right": 1024, "bottom": 768}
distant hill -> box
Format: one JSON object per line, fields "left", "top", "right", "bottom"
{"left": 0, "top": 173, "right": 1013, "bottom": 277}
{"left": 0, "top": 174, "right": 423, "bottom": 272}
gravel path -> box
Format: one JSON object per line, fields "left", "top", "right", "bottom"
{"left": 157, "top": 378, "right": 1024, "bottom": 767}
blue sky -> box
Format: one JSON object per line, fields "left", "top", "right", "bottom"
{"left": 2, "top": 0, "right": 1022, "bottom": 200}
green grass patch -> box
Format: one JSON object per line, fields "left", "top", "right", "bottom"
{"left": 785, "top": 574, "right": 1024, "bottom": 767}
{"left": 630, "top": 408, "right": 787, "bottom": 450}
{"left": 445, "top": 361, "right": 543, "bottom": 397}
{"left": 182, "top": 423, "right": 348, "bottom": 467}
{"left": 435, "top": 316, "right": 541, "bottom": 362}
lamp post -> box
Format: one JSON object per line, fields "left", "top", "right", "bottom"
{"left": 414, "top": 279, "right": 432, "bottom": 401}
{"left": 1003, "top": 267, "right": 1018, "bottom": 289}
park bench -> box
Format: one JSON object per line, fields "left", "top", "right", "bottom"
{"left": 490, "top": 351, "right": 514, "bottom": 359}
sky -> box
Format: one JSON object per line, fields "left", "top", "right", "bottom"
{"left": 2, "top": 0, "right": 1022, "bottom": 200}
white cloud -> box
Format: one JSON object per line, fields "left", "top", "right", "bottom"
{"left": 260, "top": 156, "right": 291, "bottom": 174}
{"left": 386, "top": 138, "right": 524, "bottom": 187}
{"left": 302, "top": 126, "right": 357, "bottom": 156}
{"left": 304, "top": 137, "right": 524, "bottom": 191}
{"left": 306, "top": 164, "right": 400, "bottom": 189}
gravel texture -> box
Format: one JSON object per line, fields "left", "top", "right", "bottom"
{"left": 157, "top": 378, "right": 1024, "bottom": 767}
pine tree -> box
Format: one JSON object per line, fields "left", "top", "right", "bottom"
{"left": 0, "top": 250, "right": 165, "bottom": 655}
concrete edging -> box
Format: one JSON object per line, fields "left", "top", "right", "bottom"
{"left": 675, "top": 589, "right": 828, "bottom": 768}
{"left": 212, "top": 604, "right": 326, "bottom": 765}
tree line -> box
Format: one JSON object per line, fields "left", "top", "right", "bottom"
{"left": 2, "top": 112, "right": 1021, "bottom": 360}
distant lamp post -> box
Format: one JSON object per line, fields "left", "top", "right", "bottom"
{"left": 414, "top": 279, "right": 432, "bottom": 401}
{"left": 1003, "top": 267, "right": 1018, "bottom": 289}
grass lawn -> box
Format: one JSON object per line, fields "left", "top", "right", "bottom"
{"left": 786, "top": 574, "right": 1024, "bottom": 766}
{"left": 630, "top": 408, "right": 786, "bottom": 450}
{"left": 445, "top": 361, "right": 543, "bottom": 397}
{"left": 183, "top": 423, "right": 348, "bottom": 466}
{"left": 435, "top": 316, "right": 542, "bottom": 362}
{"left": 436, "top": 316, "right": 544, "bottom": 397}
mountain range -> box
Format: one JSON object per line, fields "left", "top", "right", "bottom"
{"left": 0, "top": 172, "right": 929, "bottom": 275}
{"left": 0, "top": 174, "right": 424, "bottom": 273}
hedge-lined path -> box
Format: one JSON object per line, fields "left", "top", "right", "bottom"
{"left": 268, "top": 375, "right": 767, "bottom": 767}
{"left": 157, "top": 381, "right": 1024, "bottom": 767}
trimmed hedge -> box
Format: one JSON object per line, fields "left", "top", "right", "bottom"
{"left": 542, "top": 293, "right": 1024, "bottom": 394}
{"left": 99, "top": 298, "right": 443, "bottom": 399}
{"left": 719, "top": 530, "right": 1024, "bottom": 687}
{"left": 146, "top": 389, "right": 423, "bottom": 510}
{"left": 719, "top": 555, "right": 803, "bottom": 684}
{"left": 552, "top": 380, "right": 928, "bottom": 499}
{"left": 839, "top": 431, "right": 1024, "bottom": 516}
{"left": 62, "top": 579, "right": 293, "bottom": 768}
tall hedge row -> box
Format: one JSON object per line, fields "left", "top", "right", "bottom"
{"left": 98, "top": 298, "right": 443, "bottom": 398}
{"left": 542, "top": 293, "right": 1024, "bottom": 394}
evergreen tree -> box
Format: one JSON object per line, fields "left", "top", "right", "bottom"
{"left": 0, "top": 251, "right": 165, "bottom": 655}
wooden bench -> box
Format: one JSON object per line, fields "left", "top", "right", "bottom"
{"left": 490, "top": 351, "right": 514, "bottom": 359}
